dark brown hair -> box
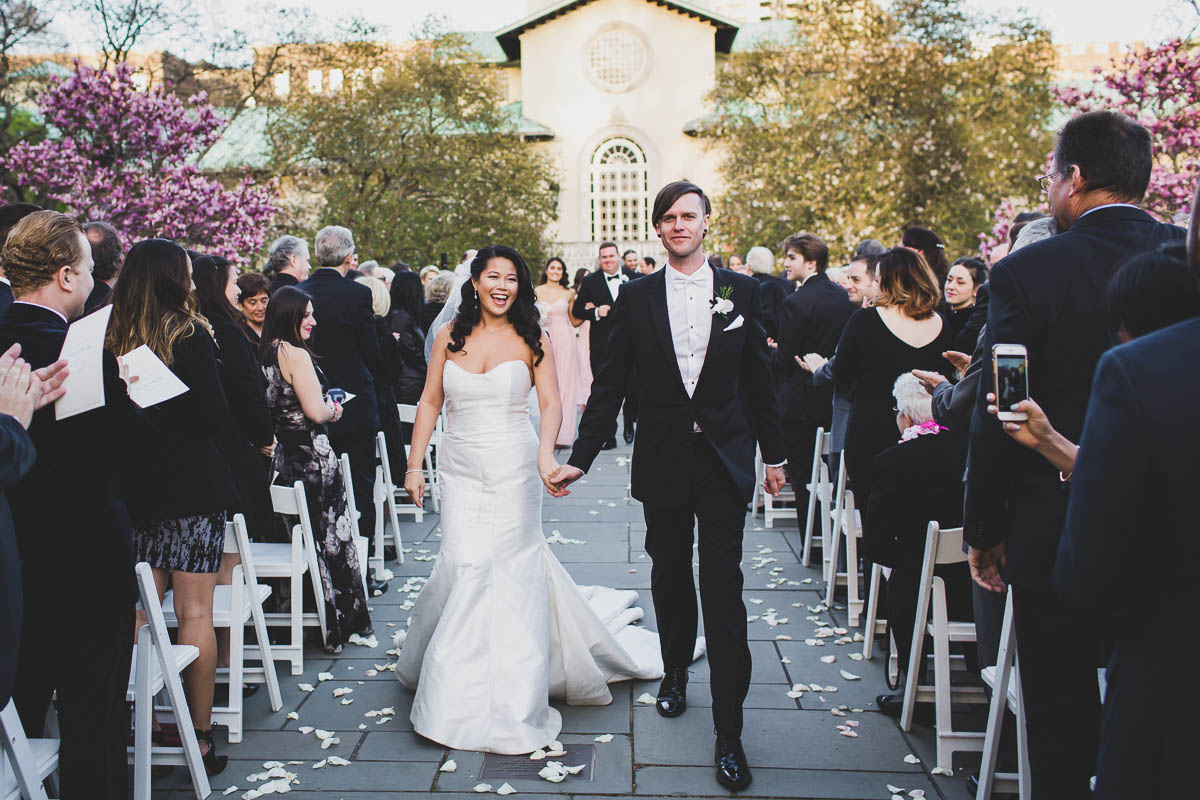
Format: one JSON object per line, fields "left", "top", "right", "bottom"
{"left": 260, "top": 286, "right": 316, "bottom": 361}
{"left": 651, "top": 181, "right": 711, "bottom": 228}
{"left": 108, "top": 239, "right": 211, "bottom": 366}
{"left": 784, "top": 232, "right": 829, "bottom": 273}
{"left": 874, "top": 247, "right": 941, "bottom": 319}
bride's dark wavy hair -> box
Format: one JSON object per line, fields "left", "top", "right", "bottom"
{"left": 447, "top": 244, "right": 545, "bottom": 365}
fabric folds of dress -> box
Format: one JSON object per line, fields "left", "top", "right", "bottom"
{"left": 542, "top": 299, "right": 582, "bottom": 446}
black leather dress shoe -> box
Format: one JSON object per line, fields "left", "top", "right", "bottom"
{"left": 623, "top": 429, "right": 635, "bottom": 445}
{"left": 714, "top": 733, "right": 752, "bottom": 791}
{"left": 600, "top": 439, "right": 618, "bottom": 450}
{"left": 876, "top": 693, "right": 931, "bottom": 724}
{"left": 656, "top": 667, "right": 688, "bottom": 717}
{"left": 368, "top": 579, "right": 389, "bottom": 596}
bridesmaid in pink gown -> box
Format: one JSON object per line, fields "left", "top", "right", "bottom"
{"left": 535, "top": 258, "right": 586, "bottom": 446}
{"left": 572, "top": 268, "right": 593, "bottom": 401}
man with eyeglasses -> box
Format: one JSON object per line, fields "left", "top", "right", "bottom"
{"left": 963, "top": 110, "right": 1185, "bottom": 798}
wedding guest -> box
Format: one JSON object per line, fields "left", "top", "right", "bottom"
{"left": 639, "top": 255, "right": 657, "bottom": 275}
{"left": 744, "top": 245, "right": 790, "bottom": 340}
{"left": 964, "top": 110, "right": 1185, "bottom": 799}
{"left": 0, "top": 211, "right": 142, "bottom": 797}
{"left": 0, "top": 203, "right": 42, "bottom": 319}
{"left": 82, "top": 221, "right": 123, "bottom": 314}
{"left": 727, "top": 253, "right": 748, "bottom": 274}
{"left": 387, "top": 271, "right": 428, "bottom": 410}
{"left": 943, "top": 257, "right": 987, "bottom": 350}
{"left": 536, "top": 257, "right": 584, "bottom": 447}
{"left": 108, "top": 239, "right": 237, "bottom": 775}
{"left": 573, "top": 242, "right": 632, "bottom": 448}
{"left": 419, "top": 264, "right": 440, "bottom": 287}
{"left": 194, "top": 255, "right": 276, "bottom": 542}
{"left": 391, "top": 261, "right": 411, "bottom": 273}
{"left": 901, "top": 226, "right": 950, "bottom": 284}
{"left": 854, "top": 239, "right": 886, "bottom": 259}
{"left": 421, "top": 270, "right": 456, "bottom": 335}
{"left": 299, "top": 226, "right": 386, "bottom": 595}
{"left": 260, "top": 287, "right": 373, "bottom": 650}
{"left": 572, "top": 267, "right": 593, "bottom": 399}
{"left": 845, "top": 252, "right": 880, "bottom": 308}
{"left": 358, "top": 260, "right": 381, "bottom": 279}
{"left": 356, "top": 275, "right": 407, "bottom": 483}
{"left": 623, "top": 248, "right": 642, "bottom": 278}
{"left": 265, "top": 234, "right": 311, "bottom": 295}
{"left": 237, "top": 271, "right": 271, "bottom": 342}
{"left": 707, "top": 253, "right": 724, "bottom": 271}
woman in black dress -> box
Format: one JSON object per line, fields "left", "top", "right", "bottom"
{"left": 388, "top": 270, "right": 428, "bottom": 409}
{"left": 260, "top": 287, "right": 372, "bottom": 652}
{"left": 107, "top": 239, "right": 237, "bottom": 775}
{"left": 942, "top": 257, "right": 987, "bottom": 352}
{"left": 355, "top": 275, "right": 407, "bottom": 475}
{"left": 830, "top": 248, "right": 954, "bottom": 517}
{"left": 236, "top": 271, "right": 270, "bottom": 344}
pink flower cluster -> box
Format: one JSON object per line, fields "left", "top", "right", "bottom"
{"left": 1, "top": 62, "right": 277, "bottom": 262}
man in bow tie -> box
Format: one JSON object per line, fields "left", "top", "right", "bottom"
{"left": 572, "top": 241, "right": 634, "bottom": 448}
{"left": 554, "top": 182, "right": 786, "bottom": 792}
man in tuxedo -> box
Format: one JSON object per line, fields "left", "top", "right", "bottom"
{"left": 622, "top": 248, "right": 642, "bottom": 279}
{"left": 0, "top": 203, "right": 42, "bottom": 319}
{"left": 555, "top": 182, "right": 786, "bottom": 791}
{"left": 82, "top": 221, "right": 123, "bottom": 314}
{"left": 965, "top": 111, "right": 1185, "bottom": 798}
{"left": 773, "top": 233, "right": 853, "bottom": 518}
{"left": 0, "top": 210, "right": 143, "bottom": 799}
{"left": 266, "top": 234, "right": 311, "bottom": 295}
{"left": 572, "top": 241, "right": 632, "bottom": 448}
{"left": 299, "top": 225, "right": 388, "bottom": 594}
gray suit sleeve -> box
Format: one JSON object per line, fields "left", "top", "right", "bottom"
{"left": 812, "top": 357, "right": 834, "bottom": 387}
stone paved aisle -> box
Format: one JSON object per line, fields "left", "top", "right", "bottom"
{"left": 152, "top": 443, "right": 987, "bottom": 799}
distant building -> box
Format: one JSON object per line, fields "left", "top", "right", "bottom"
{"left": 1053, "top": 40, "right": 1145, "bottom": 81}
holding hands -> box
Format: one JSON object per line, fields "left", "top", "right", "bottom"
{"left": 546, "top": 463, "right": 583, "bottom": 497}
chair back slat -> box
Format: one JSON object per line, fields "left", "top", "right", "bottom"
{"left": 270, "top": 483, "right": 302, "bottom": 515}
{"left": 397, "top": 403, "right": 417, "bottom": 424}
{"left": 376, "top": 431, "right": 394, "bottom": 488}
{"left": 226, "top": 513, "right": 261, "bottom": 587}
{"left": 933, "top": 526, "right": 967, "bottom": 565}
{"left": 339, "top": 453, "right": 357, "bottom": 521}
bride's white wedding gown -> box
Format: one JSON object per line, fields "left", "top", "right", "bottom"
{"left": 395, "top": 359, "right": 681, "bottom": 754}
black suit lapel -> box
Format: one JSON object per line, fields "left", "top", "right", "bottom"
{"left": 646, "top": 270, "right": 686, "bottom": 394}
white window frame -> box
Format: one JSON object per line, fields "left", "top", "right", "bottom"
{"left": 589, "top": 137, "right": 651, "bottom": 243}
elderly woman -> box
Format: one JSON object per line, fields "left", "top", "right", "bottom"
{"left": 864, "top": 373, "right": 973, "bottom": 715}
{"left": 419, "top": 269, "right": 457, "bottom": 336}
{"left": 744, "top": 244, "right": 790, "bottom": 340}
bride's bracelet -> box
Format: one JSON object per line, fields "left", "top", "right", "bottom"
{"left": 405, "top": 469, "right": 423, "bottom": 475}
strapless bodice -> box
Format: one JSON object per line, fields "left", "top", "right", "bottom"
{"left": 441, "top": 359, "right": 534, "bottom": 441}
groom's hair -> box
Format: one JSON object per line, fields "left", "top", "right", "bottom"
{"left": 652, "top": 181, "right": 711, "bottom": 228}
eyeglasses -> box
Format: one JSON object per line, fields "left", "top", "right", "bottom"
{"left": 1035, "top": 172, "right": 1058, "bottom": 193}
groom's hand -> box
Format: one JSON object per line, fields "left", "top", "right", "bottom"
{"left": 547, "top": 464, "right": 584, "bottom": 497}
{"left": 764, "top": 465, "right": 786, "bottom": 497}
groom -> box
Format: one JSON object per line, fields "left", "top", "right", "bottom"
{"left": 552, "top": 181, "right": 786, "bottom": 790}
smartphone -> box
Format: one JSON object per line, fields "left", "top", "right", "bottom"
{"left": 992, "top": 344, "right": 1029, "bottom": 421}
{"left": 326, "top": 387, "right": 347, "bottom": 404}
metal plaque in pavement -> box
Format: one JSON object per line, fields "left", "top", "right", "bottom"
{"left": 478, "top": 744, "right": 596, "bottom": 781}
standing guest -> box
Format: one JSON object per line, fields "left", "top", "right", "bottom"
{"left": 356, "top": 275, "right": 407, "bottom": 488}
{"left": 358, "top": 260, "right": 381, "bottom": 279}
{"left": 261, "top": 287, "right": 373, "bottom": 650}
{"left": 420, "top": 270, "right": 456, "bottom": 335}
{"left": 391, "top": 261, "right": 411, "bottom": 273}
{"left": 299, "top": 225, "right": 387, "bottom": 595}
{"left": 706, "top": 253, "right": 724, "bottom": 270}
{"left": 0, "top": 203, "right": 42, "bottom": 319}
{"left": 265, "top": 234, "right": 311, "bottom": 295}
{"left": 536, "top": 257, "right": 584, "bottom": 447}
{"left": 572, "top": 267, "right": 594, "bottom": 399}
{"left": 901, "top": 226, "right": 951, "bottom": 285}
{"left": 387, "top": 271, "right": 428, "bottom": 410}
{"left": 622, "top": 248, "right": 642, "bottom": 279}
{"left": 825, "top": 265, "right": 849, "bottom": 291}
{"left": 773, "top": 233, "right": 853, "bottom": 518}
{"left": 639, "top": 255, "right": 657, "bottom": 275}
{"left": 855, "top": 239, "right": 886, "bottom": 259}
{"left": 965, "top": 110, "right": 1185, "bottom": 800}
{"left": 573, "top": 242, "right": 633, "bottom": 448}
{"left": 82, "top": 221, "right": 123, "bottom": 314}
{"left": 727, "top": 253, "right": 748, "bottom": 274}
{"left": 743, "top": 245, "right": 790, "bottom": 341}
{"left": 194, "top": 255, "right": 276, "bottom": 542}
{"left": 108, "top": 239, "right": 237, "bottom": 775}
{"left": 237, "top": 272, "right": 271, "bottom": 342}
{"left": 419, "top": 264, "right": 440, "bottom": 287}
{"left": 942, "top": 257, "right": 987, "bottom": 350}
{"left": 845, "top": 252, "right": 880, "bottom": 308}
{"left": 0, "top": 211, "right": 143, "bottom": 797}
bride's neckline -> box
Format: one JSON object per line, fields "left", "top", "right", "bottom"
{"left": 445, "top": 358, "right": 525, "bottom": 376}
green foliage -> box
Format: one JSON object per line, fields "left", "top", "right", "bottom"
{"left": 268, "top": 32, "right": 559, "bottom": 267}
{"left": 703, "top": 0, "right": 1056, "bottom": 262}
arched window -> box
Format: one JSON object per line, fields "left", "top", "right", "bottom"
{"left": 589, "top": 137, "right": 650, "bottom": 243}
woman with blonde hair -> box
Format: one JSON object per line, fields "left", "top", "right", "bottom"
{"left": 107, "top": 238, "right": 237, "bottom": 775}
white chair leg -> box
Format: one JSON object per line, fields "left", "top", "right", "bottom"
{"left": 247, "top": 588, "right": 283, "bottom": 713}
{"left": 0, "top": 700, "right": 52, "bottom": 800}
{"left": 931, "top": 577, "right": 953, "bottom": 770}
{"left": 371, "top": 465, "right": 386, "bottom": 577}
{"left": 846, "top": 524, "right": 861, "bottom": 627}
{"left": 901, "top": 566, "right": 933, "bottom": 732}
{"left": 132, "top": 626, "right": 153, "bottom": 800}
{"left": 801, "top": 452, "right": 822, "bottom": 566}
{"left": 863, "top": 563, "right": 882, "bottom": 659}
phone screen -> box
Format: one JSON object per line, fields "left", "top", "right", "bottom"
{"left": 995, "top": 355, "right": 1029, "bottom": 410}
{"left": 327, "top": 388, "right": 347, "bottom": 404}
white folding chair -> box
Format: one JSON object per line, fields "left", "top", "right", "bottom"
{"left": 824, "top": 486, "right": 863, "bottom": 626}
{"left": 257, "top": 481, "right": 327, "bottom": 673}
{"left": 823, "top": 454, "right": 849, "bottom": 591}
{"left": 222, "top": 515, "right": 283, "bottom": 707}
{"left": 976, "top": 591, "right": 1030, "bottom": 800}
{"left": 339, "top": 453, "right": 370, "bottom": 599}
{"left": 1, "top": 700, "right": 57, "bottom": 800}
{"left": 861, "top": 563, "right": 900, "bottom": 684}
{"left": 751, "top": 447, "right": 764, "bottom": 519}
{"left": 397, "top": 403, "right": 440, "bottom": 513}
{"left": 801, "top": 428, "right": 833, "bottom": 566}
{"left": 900, "top": 523, "right": 988, "bottom": 769}
{"left": 371, "top": 431, "right": 406, "bottom": 577}
{"left": 127, "top": 562, "right": 210, "bottom": 800}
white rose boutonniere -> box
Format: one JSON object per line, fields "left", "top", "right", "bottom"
{"left": 711, "top": 285, "right": 734, "bottom": 321}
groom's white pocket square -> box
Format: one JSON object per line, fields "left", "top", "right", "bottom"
{"left": 723, "top": 314, "right": 744, "bottom": 332}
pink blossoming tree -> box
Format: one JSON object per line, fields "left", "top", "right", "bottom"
{"left": 2, "top": 62, "right": 277, "bottom": 261}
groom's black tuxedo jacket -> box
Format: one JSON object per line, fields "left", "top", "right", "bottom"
{"left": 568, "top": 265, "right": 785, "bottom": 503}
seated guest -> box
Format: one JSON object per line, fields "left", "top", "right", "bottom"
{"left": 420, "top": 269, "right": 456, "bottom": 335}
{"left": 237, "top": 272, "right": 270, "bottom": 342}
{"left": 194, "top": 255, "right": 276, "bottom": 542}
{"left": 260, "top": 287, "right": 373, "bottom": 651}
{"left": 865, "top": 374, "right": 972, "bottom": 712}
{"left": 108, "top": 240, "right": 237, "bottom": 775}
{"left": 0, "top": 203, "right": 42, "bottom": 318}
{"left": 356, "top": 275, "right": 407, "bottom": 486}
{"left": 82, "top": 221, "right": 123, "bottom": 314}
{"left": 388, "top": 270, "right": 428, "bottom": 410}
{"left": 942, "top": 257, "right": 986, "bottom": 351}
{"left": 265, "top": 234, "right": 311, "bottom": 295}
{"left": 0, "top": 211, "right": 143, "bottom": 796}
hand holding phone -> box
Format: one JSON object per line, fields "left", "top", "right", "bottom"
{"left": 992, "top": 344, "right": 1029, "bottom": 421}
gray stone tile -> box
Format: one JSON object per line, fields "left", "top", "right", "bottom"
{"left": 676, "top": 639, "right": 790, "bottom": 684}
{"left": 555, "top": 681, "right": 633, "bottom": 733}
{"left": 561, "top": 561, "right": 652, "bottom": 590}
{"left": 287, "top": 679, "right": 416, "bottom": 732}
{"left": 354, "top": 730, "right": 447, "bottom": 761}
{"left": 634, "top": 766, "right": 941, "bottom": 798}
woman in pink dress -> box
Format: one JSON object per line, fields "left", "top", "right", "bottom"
{"left": 572, "top": 268, "right": 594, "bottom": 402}
{"left": 535, "top": 258, "right": 585, "bottom": 446}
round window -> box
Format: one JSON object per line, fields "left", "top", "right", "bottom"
{"left": 585, "top": 25, "right": 650, "bottom": 93}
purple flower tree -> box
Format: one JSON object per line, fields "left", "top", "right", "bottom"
{"left": 2, "top": 62, "right": 277, "bottom": 261}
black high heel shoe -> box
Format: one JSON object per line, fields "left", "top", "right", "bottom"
{"left": 195, "top": 727, "right": 228, "bottom": 776}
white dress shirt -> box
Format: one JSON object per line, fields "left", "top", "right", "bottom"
{"left": 603, "top": 270, "right": 624, "bottom": 303}
{"left": 664, "top": 262, "right": 713, "bottom": 400}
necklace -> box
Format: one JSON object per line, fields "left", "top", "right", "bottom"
{"left": 479, "top": 324, "right": 508, "bottom": 335}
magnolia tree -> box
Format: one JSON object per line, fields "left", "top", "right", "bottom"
{"left": 2, "top": 62, "right": 277, "bottom": 260}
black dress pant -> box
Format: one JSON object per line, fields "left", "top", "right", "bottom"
{"left": 642, "top": 433, "right": 751, "bottom": 737}
{"left": 328, "top": 429, "right": 377, "bottom": 555}
{"left": 1012, "top": 585, "right": 1102, "bottom": 800}
{"left": 13, "top": 588, "right": 134, "bottom": 800}
{"left": 783, "top": 419, "right": 822, "bottom": 524}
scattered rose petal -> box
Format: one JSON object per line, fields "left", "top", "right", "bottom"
{"left": 594, "top": 734, "right": 614, "bottom": 743}
{"left": 848, "top": 653, "right": 864, "bottom": 661}
{"left": 440, "top": 759, "right": 457, "bottom": 772}
{"left": 317, "top": 672, "right": 333, "bottom": 682}
{"left": 286, "top": 712, "right": 298, "bottom": 720}
{"left": 332, "top": 687, "right": 353, "bottom": 697}
{"left": 320, "top": 737, "right": 340, "bottom": 749}
{"left": 474, "top": 783, "right": 494, "bottom": 792}
{"left": 327, "top": 756, "right": 351, "bottom": 766}
{"left": 297, "top": 726, "right": 314, "bottom": 735}
{"left": 904, "top": 754, "right": 921, "bottom": 764}
{"left": 887, "top": 786, "right": 904, "bottom": 794}
{"left": 529, "top": 749, "right": 546, "bottom": 760}
{"left": 497, "top": 783, "right": 517, "bottom": 795}
{"left": 840, "top": 670, "right": 861, "bottom": 681}
{"left": 820, "top": 655, "right": 836, "bottom": 664}
{"left": 931, "top": 767, "right": 952, "bottom": 776}
{"left": 636, "top": 692, "right": 656, "bottom": 705}
{"left": 297, "top": 683, "right": 314, "bottom": 692}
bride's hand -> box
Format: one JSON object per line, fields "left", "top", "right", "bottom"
{"left": 403, "top": 468, "right": 425, "bottom": 509}
{"left": 546, "top": 463, "right": 583, "bottom": 497}
{"left": 539, "top": 452, "right": 564, "bottom": 496}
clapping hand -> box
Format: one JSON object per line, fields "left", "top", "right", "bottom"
{"left": 911, "top": 369, "right": 949, "bottom": 393}
{"left": 795, "top": 353, "right": 827, "bottom": 373}
{"left": 943, "top": 350, "right": 971, "bottom": 375}
{"left": 969, "top": 542, "right": 1007, "bottom": 593}
{"left": 0, "top": 343, "right": 69, "bottom": 429}
{"left": 546, "top": 464, "right": 584, "bottom": 497}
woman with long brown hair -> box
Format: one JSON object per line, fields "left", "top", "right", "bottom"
{"left": 107, "top": 238, "right": 237, "bottom": 775}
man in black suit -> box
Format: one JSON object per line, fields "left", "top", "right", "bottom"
{"left": 572, "top": 241, "right": 632, "bottom": 448}
{"left": 266, "top": 234, "right": 311, "bottom": 295}
{"left": 0, "top": 203, "right": 42, "bottom": 319}
{"left": 555, "top": 182, "right": 786, "bottom": 791}
{"left": 299, "top": 225, "right": 387, "bottom": 593}
{"left": 0, "top": 210, "right": 144, "bottom": 799}
{"left": 773, "top": 232, "right": 853, "bottom": 517}
{"left": 82, "top": 221, "right": 123, "bottom": 314}
{"left": 964, "top": 111, "right": 1185, "bottom": 798}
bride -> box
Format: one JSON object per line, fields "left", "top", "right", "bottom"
{"left": 398, "top": 245, "right": 678, "bottom": 754}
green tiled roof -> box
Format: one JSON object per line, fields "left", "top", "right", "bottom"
{"left": 197, "top": 105, "right": 272, "bottom": 171}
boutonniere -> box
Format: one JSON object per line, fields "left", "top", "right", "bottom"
{"left": 711, "top": 284, "right": 734, "bottom": 321}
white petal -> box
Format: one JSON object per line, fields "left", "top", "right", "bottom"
{"left": 848, "top": 653, "right": 864, "bottom": 661}
{"left": 931, "top": 767, "right": 952, "bottom": 776}
{"left": 786, "top": 691, "right": 804, "bottom": 699}
{"left": 824, "top": 685, "right": 838, "bottom": 692}
{"left": 529, "top": 749, "right": 547, "bottom": 760}
{"left": 636, "top": 692, "right": 657, "bottom": 705}
{"left": 439, "top": 759, "right": 457, "bottom": 773}
{"left": 314, "top": 729, "right": 334, "bottom": 740}
{"left": 327, "top": 756, "right": 351, "bottom": 766}
{"left": 341, "top": 698, "right": 354, "bottom": 705}
{"left": 820, "top": 655, "right": 836, "bottom": 664}
{"left": 909, "top": 791, "right": 926, "bottom": 798}
{"left": 317, "top": 672, "right": 333, "bottom": 682}
{"left": 297, "top": 726, "right": 314, "bottom": 735}
{"left": 887, "top": 786, "right": 904, "bottom": 794}
{"left": 904, "top": 754, "right": 921, "bottom": 764}
{"left": 224, "top": 788, "right": 238, "bottom": 796}
{"left": 497, "top": 783, "right": 517, "bottom": 795}
{"left": 838, "top": 730, "right": 858, "bottom": 737}
{"left": 839, "top": 670, "right": 861, "bottom": 681}
{"left": 320, "top": 737, "right": 340, "bottom": 749}
{"left": 780, "top": 656, "right": 792, "bottom": 664}
{"left": 332, "top": 687, "right": 353, "bottom": 697}
{"left": 473, "top": 783, "right": 494, "bottom": 792}
{"left": 594, "top": 734, "right": 614, "bottom": 743}
{"left": 285, "top": 712, "right": 298, "bottom": 720}
{"left": 564, "top": 764, "right": 586, "bottom": 775}
{"left": 297, "top": 683, "right": 314, "bottom": 692}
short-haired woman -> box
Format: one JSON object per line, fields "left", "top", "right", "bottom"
{"left": 236, "top": 272, "right": 271, "bottom": 342}
{"left": 943, "top": 256, "right": 987, "bottom": 351}
{"left": 261, "top": 287, "right": 373, "bottom": 653}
